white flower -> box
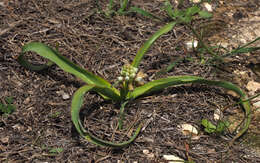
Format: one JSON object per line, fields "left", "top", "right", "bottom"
{"left": 135, "top": 77, "right": 143, "bottom": 82}
{"left": 133, "top": 67, "right": 138, "bottom": 73}
{"left": 130, "top": 73, "right": 136, "bottom": 78}
{"left": 118, "top": 76, "right": 123, "bottom": 81}
{"left": 121, "top": 70, "right": 125, "bottom": 76}
{"left": 125, "top": 76, "right": 129, "bottom": 81}
{"left": 185, "top": 40, "right": 198, "bottom": 51}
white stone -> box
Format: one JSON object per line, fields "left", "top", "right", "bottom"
{"left": 118, "top": 76, "right": 123, "bottom": 81}
{"left": 214, "top": 109, "right": 223, "bottom": 121}
{"left": 143, "top": 149, "right": 149, "bottom": 155}
{"left": 191, "top": 0, "right": 201, "bottom": 3}
{"left": 163, "top": 155, "right": 184, "bottom": 161}
{"left": 185, "top": 40, "right": 198, "bottom": 51}
{"left": 252, "top": 95, "right": 260, "bottom": 102}
{"left": 62, "top": 93, "right": 70, "bottom": 100}
{"left": 253, "top": 101, "right": 260, "bottom": 108}
{"left": 0, "top": 137, "right": 9, "bottom": 143}
{"left": 0, "top": 2, "right": 5, "bottom": 7}
{"left": 179, "top": 123, "right": 198, "bottom": 135}
{"left": 143, "top": 149, "right": 154, "bottom": 158}
{"left": 246, "top": 81, "right": 260, "bottom": 93}
{"left": 203, "top": 2, "right": 213, "bottom": 12}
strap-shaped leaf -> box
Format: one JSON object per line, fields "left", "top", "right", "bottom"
{"left": 128, "top": 76, "right": 251, "bottom": 145}
{"left": 129, "top": 7, "right": 163, "bottom": 21}
{"left": 129, "top": 76, "right": 202, "bottom": 99}
{"left": 71, "top": 85, "right": 142, "bottom": 148}
{"left": 131, "top": 22, "right": 176, "bottom": 68}
{"left": 18, "top": 42, "right": 112, "bottom": 88}
{"left": 17, "top": 56, "right": 54, "bottom": 72}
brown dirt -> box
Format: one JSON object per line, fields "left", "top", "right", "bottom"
{"left": 0, "top": 0, "right": 260, "bottom": 162}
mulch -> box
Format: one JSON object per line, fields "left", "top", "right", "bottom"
{"left": 0, "top": 0, "right": 259, "bottom": 162}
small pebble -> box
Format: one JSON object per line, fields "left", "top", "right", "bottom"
{"left": 24, "top": 97, "right": 30, "bottom": 105}
{"left": 1, "top": 137, "right": 9, "bottom": 143}
{"left": 163, "top": 155, "right": 184, "bottom": 161}
{"left": 62, "top": 93, "right": 70, "bottom": 100}
{"left": 246, "top": 81, "right": 260, "bottom": 93}
{"left": 185, "top": 40, "right": 198, "bottom": 51}
{"left": 214, "top": 109, "right": 223, "bottom": 121}
{"left": 179, "top": 123, "right": 198, "bottom": 136}
{"left": 253, "top": 101, "right": 260, "bottom": 108}
{"left": 203, "top": 2, "right": 213, "bottom": 12}
{"left": 191, "top": 0, "right": 201, "bottom": 3}
{"left": 143, "top": 149, "right": 149, "bottom": 155}
{"left": 143, "top": 149, "right": 154, "bottom": 158}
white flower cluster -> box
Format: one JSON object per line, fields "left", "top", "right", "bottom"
{"left": 118, "top": 64, "right": 141, "bottom": 82}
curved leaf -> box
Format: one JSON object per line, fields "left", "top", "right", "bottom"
{"left": 129, "top": 76, "right": 202, "bottom": 99}
{"left": 71, "top": 85, "right": 142, "bottom": 148}
{"left": 129, "top": 75, "right": 251, "bottom": 145}
{"left": 18, "top": 42, "right": 113, "bottom": 88}
{"left": 17, "top": 56, "right": 54, "bottom": 72}
{"left": 129, "top": 7, "right": 163, "bottom": 21}
{"left": 131, "top": 22, "right": 176, "bottom": 68}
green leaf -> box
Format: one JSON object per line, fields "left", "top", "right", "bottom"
{"left": 180, "top": 16, "right": 192, "bottom": 23}
{"left": 216, "top": 121, "right": 229, "bottom": 133}
{"left": 201, "top": 119, "right": 216, "bottom": 133}
{"left": 0, "top": 97, "right": 16, "bottom": 114}
{"left": 223, "top": 37, "right": 260, "bottom": 58}
{"left": 163, "top": 0, "right": 175, "bottom": 19}
{"left": 49, "top": 148, "right": 63, "bottom": 154}
{"left": 105, "top": 0, "right": 115, "bottom": 17}
{"left": 0, "top": 103, "right": 3, "bottom": 110}
{"left": 131, "top": 22, "right": 176, "bottom": 68}
{"left": 18, "top": 42, "right": 115, "bottom": 87}
{"left": 129, "top": 7, "right": 163, "bottom": 21}
{"left": 186, "top": 6, "right": 200, "bottom": 16}
{"left": 5, "top": 97, "right": 13, "bottom": 104}
{"left": 155, "top": 58, "right": 184, "bottom": 77}
{"left": 129, "top": 75, "right": 248, "bottom": 100}
{"left": 18, "top": 42, "right": 120, "bottom": 99}
{"left": 229, "top": 47, "right": 260, "bottom": 55}
{"left": 173, "top": 9, "right": 185, "bottom": 18}
{"left": 198, "top": 11, "right": 212, "bottom": 18}
{"left": 128, "top": 75, "right": 251, "bottom": 145}
{"left": 71, "top": 85, "right": 142, "bottom": 148}
{"left": 118, "top": 0, "right": 128, "bottom": 15}
{"left": 6, "top": 104, "right": 16, "bottom": 114}
{"left": 129, "top": 76, "right": 203, "bottom": 99}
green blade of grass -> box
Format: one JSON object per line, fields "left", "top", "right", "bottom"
{"left": 155, "top": 58, "right": 184, "bottom": 77}
{"left": 118, "top": 0, "right": 128, "bottom": 15}
{"left": 163, "top": 0, "right": 175, "bottom": 19}
{"left": 224, "top": 47, "right": 260, "bottom": 57}
{"left": 186, "top": 5, "right": 200, "bottom": 16}
{"left": 71, "top": 85, "right": 142, "bottom": 148}
{"left": 128, "top": 75, "right": 251, "bottom": 146}
{"left": 131, "top": 21, "right": 176, "bottom": 68}
{"left": 198, "top": 11, "right": 212, "bottom": 18}
{"left": 208, "top": 37, "right": 260, "bottom": 64}
{"left": 201, "top": 119, "right": 216, "bottom": 133}
{"left": 105, "top": 0, "right": 115, "bottom": 17}
{"left": 18, "top": 42, "right": 113, "bottom": 88}
{"left": 129, "top": 6, "right": 163, "bottom": 21}
{"left": 223, "top": 37, "right": 260, "bottom": 58}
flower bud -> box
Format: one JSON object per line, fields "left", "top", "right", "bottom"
{"left": 118, "top": 76, "right": 123, "bottom": 81}
{"left": 133, "top": 67, "right": 138, "bottom": 73}
{"left": 135, "top": 76, "right": 143, "bottom": 82}
{"left": 130, "top": 73, "right": 136, "bottom": 78}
